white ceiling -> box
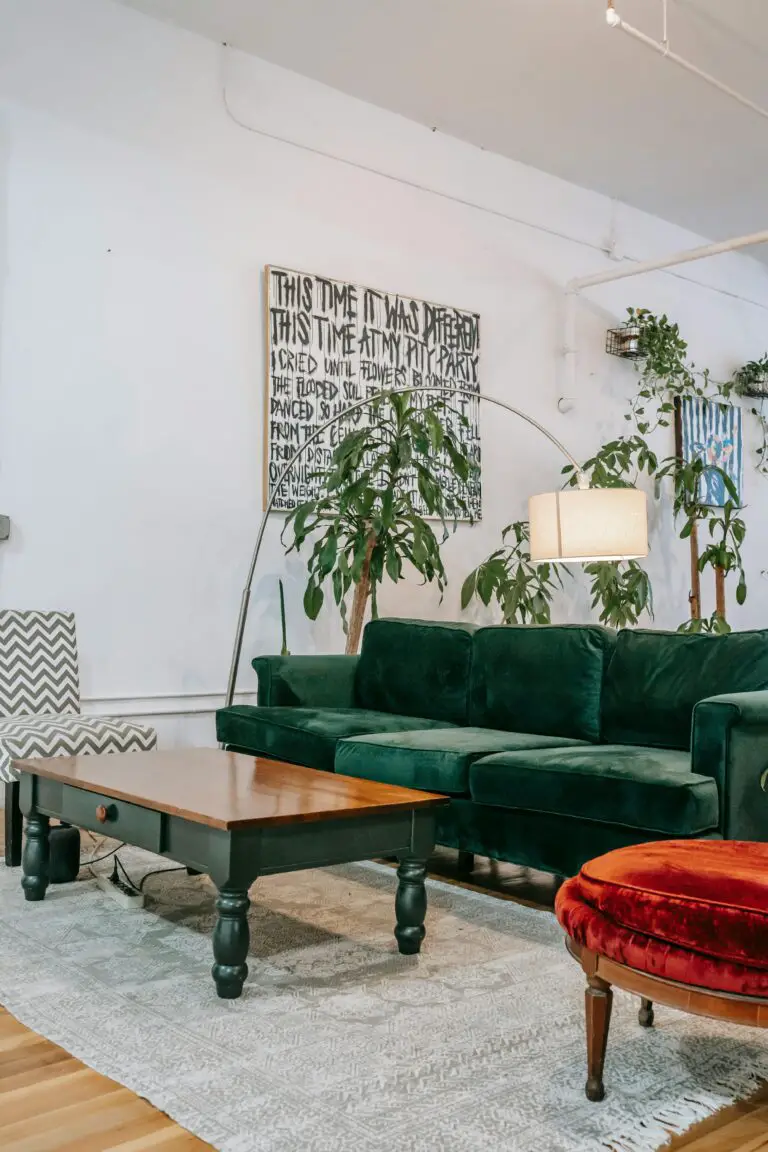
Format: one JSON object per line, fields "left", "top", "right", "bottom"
{"left": 116, "top": 0, "right": 768, "bottom": 249}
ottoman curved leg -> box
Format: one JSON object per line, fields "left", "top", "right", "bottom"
{"left": 638, "top": 997, "right": 654, "bottom": 1028}
{"left": 585, "top": 973, "right": 613, "bottom": 1102}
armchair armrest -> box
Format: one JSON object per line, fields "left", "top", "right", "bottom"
{"left": 692, "top": 691, "right": 768, "bottom": 840}
{"left": 251, "top": 655, "right": 359, "bottom": 708}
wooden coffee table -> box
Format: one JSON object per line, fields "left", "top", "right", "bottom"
{"left": 15, "top": 749, "right": 448, "bottom": 999}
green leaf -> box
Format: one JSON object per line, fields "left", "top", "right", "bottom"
{"left": 318, "top": 530, "right": 338, "bottom": 577}
{"left": 303, "top": 581, "right": 324, "bottom": 620}
{"left": 385, "top": 542, "right": 402, "bottom": 584}
{"left": 461, "top": 570, "right": 479, "bottom": 609}
{"left": 423, "top": 408, "right": 445, "bottom": 454}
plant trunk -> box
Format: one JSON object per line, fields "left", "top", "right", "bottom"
{"left": 688, "top": 519, "right": 701, "bottom": 620}
{"left": 345, "top": 533, "right": 376, "bottom": 655}
{"left": 715, "top": 566, "right": 727, "bottom": 621}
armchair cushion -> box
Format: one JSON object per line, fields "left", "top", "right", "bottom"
{"left": 602, "top": 628, "right": 768, "bottom": 751}
{"left": 216, "top": 705, "right": 455, "bottom": 774}
{"left": 0, "top": 714, "right": 157, "bottom": 784}
{"left": 355, "top": 619, "right": 475, "bottom": 725}
{"left": 335, "top": 727, "right": 588, "bottom": 797}
{"left": 469, "top": 625, "right": 614, "bottom": 742}
{"left": 469, "top": 744, "right": 718, "bottom": 836}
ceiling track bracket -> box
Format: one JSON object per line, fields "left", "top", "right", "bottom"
{"left": 606, "top": 1, "right": 768, "bottom": 124}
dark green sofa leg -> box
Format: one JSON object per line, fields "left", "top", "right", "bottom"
{"left": 4, "top": 780, "right": 22, "bottom": 867}
{"left": 458, "top": 850, "right": 475, "bottom": 874}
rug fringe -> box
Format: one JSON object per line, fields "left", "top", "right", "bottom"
{"left": 602, "top": 1073, "right": 766, "bottom": 1152}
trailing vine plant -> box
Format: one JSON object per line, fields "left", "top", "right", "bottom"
{"left": 463, "top": 307, "right": 760, "bottom": 633}
{"left": 733, "top": 355, "right": 768, "bottom": 477}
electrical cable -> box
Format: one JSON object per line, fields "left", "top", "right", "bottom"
{"left": 87, "top": 844, "right": 125, "bottom": 867}
{"left": 219, "top": 46, "right": 600, "bottom": 255}
{"left": 114, "top": 854, "right": 141, "bottom": 893}
{"left": 220, "top": 45, "right": 768, "bottom": 314}
{"left": 138, "top": 866, "right": 187, "bottom": 892}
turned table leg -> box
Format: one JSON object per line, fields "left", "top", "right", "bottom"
{"left": 638, "top": 997, "right": 654, "bottom": 1027}
{"left": 395, "top": 857, "right": 427, "bottom": 955}
{"left": 212, "top": 889, "right": 250, "bottom": 999}
{"left": 21, "top": 813, "right": 50, "bottom": 902}
{"left": 4, "top": 780, "right": 22, "bottom": 868}
{"left": 585, "top": 973, "right": 613, "bottom": 1102}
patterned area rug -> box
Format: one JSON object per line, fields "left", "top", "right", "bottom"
{"left": 1, "top": 849, "right": 767, "bottom": 1152}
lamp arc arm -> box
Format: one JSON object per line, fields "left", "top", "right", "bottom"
{"left": 224, "top": 385, "right": 584, "bottom": 707}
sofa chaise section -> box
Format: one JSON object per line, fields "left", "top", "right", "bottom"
{"left": 216, "top": 620, "right": 477, "bottom": 772}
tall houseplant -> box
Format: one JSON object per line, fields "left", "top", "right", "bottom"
{"left": 460, "top": 521, "right": 568, "bottom": 625}
{"left": 283, "top": 391, "right": 478, "bottom": 653}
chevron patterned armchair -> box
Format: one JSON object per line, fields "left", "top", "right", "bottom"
{"left": 1, "top": 611, "right": 157, "bottom": 867}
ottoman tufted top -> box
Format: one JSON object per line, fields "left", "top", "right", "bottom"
{"left": 556, "top": 840, "right": 768, "bottom": 994}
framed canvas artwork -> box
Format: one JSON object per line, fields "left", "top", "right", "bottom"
{"left": 680, "top": 397, "right": 743, "bottom": 506}
{"left": 264, "top": 266, "right": 482, "bottom": 519}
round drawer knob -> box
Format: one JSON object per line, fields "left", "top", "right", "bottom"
{"left": 95, "top": 804, "right": 115, "bottom": 823}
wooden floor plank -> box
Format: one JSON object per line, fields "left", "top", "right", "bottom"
{"left": 0, "top": 1068, "right": 122, "bottom": 1128}
{"left": 0, "top": 1055, "right": 85, "bottom": 1095}
{"left": 3, "top": 832, "right": 768, "bottom": 1150}
{"left": 667, "top": 1092, "right": 768, "bottom": 1150}
{"left": 0, "top": 1005, "right": 209, "bottom": 1151}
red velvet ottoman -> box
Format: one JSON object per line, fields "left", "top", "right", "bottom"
{"left": 555, "top": 840, "right": 768, "bottom": 1101}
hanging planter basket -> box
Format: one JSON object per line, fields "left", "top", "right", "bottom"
{"left": 734, "top": 363, "right": 768, "bottom": 400}
{"left": 605, "top": 324, "right": 646, "bottom": 360}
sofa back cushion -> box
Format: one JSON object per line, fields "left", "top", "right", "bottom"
{"left": 602, "top": 628, "right": 768, "bottom": 750}
{"left": 469, "top": 625, "right": 615, "bottom": 742}
{"left": 356, "top": 618, "right": 475, "bottom": 725}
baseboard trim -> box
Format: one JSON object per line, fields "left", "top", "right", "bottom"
{"left": 80, "top": 690, "right": 258, "bottom": 719}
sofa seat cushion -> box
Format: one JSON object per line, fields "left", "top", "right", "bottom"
{"left": 335, "top": 728, "right": 588, "bottom": 797}
{"left": 216, "top": 706, "right": 455, "bottom": 773}
{"left": 469, "top": 745, "right": 719, "bottom": 836}
{"left": 556, "top": 841, "right": 768, "bottom": 995}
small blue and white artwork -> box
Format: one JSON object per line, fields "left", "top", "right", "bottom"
{"left": 681, "top": 397, "right": 743, "bottom": 507}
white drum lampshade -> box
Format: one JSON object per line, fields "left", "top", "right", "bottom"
{"left": 528, "top": 488, "right": 648, "bottom": 563}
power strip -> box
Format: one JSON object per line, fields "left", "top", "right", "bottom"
{"left": 94, "top": 872, "right": 145, "bottom": 910}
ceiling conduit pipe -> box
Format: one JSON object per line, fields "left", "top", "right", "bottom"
{"left": 605, "top": 0, "right": 768, "bottom": 125}
{"left": 564, "top": 228, "right": 768, "bottom": 397}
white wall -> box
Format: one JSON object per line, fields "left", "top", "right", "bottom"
{"left": 2, "top": 0, "right": 768, "bottom": 749}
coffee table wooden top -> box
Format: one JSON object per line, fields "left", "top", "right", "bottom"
{"left": 14, "top": 748, "right": 447, "bottom": 831}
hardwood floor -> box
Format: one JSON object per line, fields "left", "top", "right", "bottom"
{"left": 0, "top": 1008, "right": 209, "bottom": 1151}
{"left": 1, "top": 828, "right": 766, "bottom": 1150}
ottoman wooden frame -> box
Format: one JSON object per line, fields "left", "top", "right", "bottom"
{"left": 567, "top": 938, "right": 768, "bottom": 1102}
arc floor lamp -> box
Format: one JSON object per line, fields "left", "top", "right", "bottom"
{"left": 224, "top": 386, "right": 648, "bottom": 707}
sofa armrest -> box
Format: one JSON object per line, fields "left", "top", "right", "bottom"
{"left": 251, "top": 655, "right": 359, "bottom": 708}
{"left": 692, "top": 691, "right": 768, "bottom": 840}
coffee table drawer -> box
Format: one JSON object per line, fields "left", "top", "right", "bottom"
{"left": 61, "top": 787, "right": 162, "bottom": 853}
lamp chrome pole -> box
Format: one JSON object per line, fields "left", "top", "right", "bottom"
{"left": 224, "top": 386, "right": 586, "bottom": 708}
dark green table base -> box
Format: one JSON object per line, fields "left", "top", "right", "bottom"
{"left": 19, "top": 773, "right": 438, "bottom": 1000}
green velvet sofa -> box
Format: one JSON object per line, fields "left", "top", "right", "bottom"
{"left": 216, "top": 619, "right": 768, "bottom": 877}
